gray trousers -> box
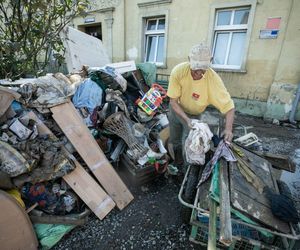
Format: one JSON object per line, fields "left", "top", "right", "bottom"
{"left": 167, "top": 105, "right": 201, "bottom": 170}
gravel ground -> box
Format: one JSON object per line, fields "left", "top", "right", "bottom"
{"left": 53, "top": 112, "right": 300, "bottom": 250}
{"left": 53, "top": 176, "right": 203, "bottom": 250}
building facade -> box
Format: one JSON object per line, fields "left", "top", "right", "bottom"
{"left": 71, "top": 0, "right": 300, "bottom": 120}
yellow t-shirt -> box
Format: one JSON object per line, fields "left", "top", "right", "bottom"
{"left": 167, "top": 62, "right": 234, "bottom": 115}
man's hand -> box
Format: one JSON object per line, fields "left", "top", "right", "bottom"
{"left": 223, "top": 129, "right": 233, "bottom": 143}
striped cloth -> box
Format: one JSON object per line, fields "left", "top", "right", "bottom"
{"left": 197, "top": 140, "right": 237, "bottom": 187}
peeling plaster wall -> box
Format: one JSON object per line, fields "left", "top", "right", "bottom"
{"left": 265, "top": 83, "right": 300, "bottom": 120}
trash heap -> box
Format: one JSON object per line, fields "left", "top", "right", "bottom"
{"left": 0, "top": 62, "right": 169, "bottom": 249}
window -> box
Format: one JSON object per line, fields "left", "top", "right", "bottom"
{"left": 144, "top": 17, "right": 165, "bottom": 65}
{"left": 212, "top": 7, "right": 250, "bottom": 69}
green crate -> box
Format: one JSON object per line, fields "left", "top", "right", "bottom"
{"left": 188, "top": 191, "right": 285, "bottom": 250}
{"left": 189, "top": 208, "right": 285, "bottom": 249}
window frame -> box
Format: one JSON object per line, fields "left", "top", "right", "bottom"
{"left": 212, "top": 7, "right": 250, "bottom": 70}
{"left": 144, "top": 17, "right": 166, "bottom": 66}
{"left": 207, "top": 0, "right": 257, "bottom": 72}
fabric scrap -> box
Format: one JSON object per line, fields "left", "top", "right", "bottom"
{"left": 185, "top": 120, "right": 213, "bottom": 165}
{"left": 72, "top": 78, "right": 103, "bottom": 114}
{"left": 198, "top": 140, "right": 236, "bottom": 186}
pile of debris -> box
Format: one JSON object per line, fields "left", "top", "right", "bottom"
{"left": 0, "top": 61, "right": 170, "bottom": 249}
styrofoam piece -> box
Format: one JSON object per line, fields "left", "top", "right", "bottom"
{"left": 106, "top": 61, "right": 137, "bottom": 74}
{"left": 233, "top": 132, "right": 259, "bottom": 147}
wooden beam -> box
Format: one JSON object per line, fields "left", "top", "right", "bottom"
{"left": 208, "top": 198, "right": 217, "bottom": 250}
{"left": 219, "top": 159, "right": 232, "bottom": 246}
{"left": 51, "top": 102, "right": 133, "bottom": 209}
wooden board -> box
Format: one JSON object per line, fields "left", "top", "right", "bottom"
{"left": 63, "top": 161, "right": 115, "bottom": 220}
{"left": 0, "top": 190, "right": 38, "bottom": 250}
{"left": 229, "top": 148, "right": 290, "bottom": 233}
{"left": 25, "top": 111, "right": 115, "bottom": 220}
{"left": 51, "top": 102, "right": 134, "bottom": 209}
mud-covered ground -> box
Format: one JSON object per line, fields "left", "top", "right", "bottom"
{"left": 53, "top": 111, "right": 300, "bottom": 250}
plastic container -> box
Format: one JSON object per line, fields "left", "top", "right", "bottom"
{"left": 136, "top": 84, "right": 167, "bottom": 115}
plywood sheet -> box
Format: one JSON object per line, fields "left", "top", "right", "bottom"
{"left": 0, "top": 190, "right": 38, "bottom": 250}
{"left": 25, "top": 111, "right": 115, "bottom": 220}
{"left": 229, "top": 148, "right": 290, "bottom": 233}
{"left": 51, "top": 102, "right": 134, "bottom": 209}
{"left": 60, "top": 26, "right": 110, "bottom": 73}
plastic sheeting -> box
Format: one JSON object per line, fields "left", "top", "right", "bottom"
{"left": 72, "top": 78, "right": 103, "bottom": 114}
{"left": 34, "top": 224, "right": 75, "bottom": 250}
{"left": 136, "top": 63, "right": 157, "bottom": 87}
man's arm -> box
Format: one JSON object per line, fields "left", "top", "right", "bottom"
{"left": 223, "top": 108, "right": 235, "bottom": 142}
{"left": 170, "top": 98, "right": 193, "bottom": 129}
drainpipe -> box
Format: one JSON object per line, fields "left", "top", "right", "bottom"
{"left": 289, "top": 83, "right": 300, "bottom": 124}
{"left": 124, "top": 0, "right": 127, "bottom": 60}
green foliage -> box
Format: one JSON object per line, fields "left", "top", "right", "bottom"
{"left": 0, "top": 0, "right": 89, "bottom": 79}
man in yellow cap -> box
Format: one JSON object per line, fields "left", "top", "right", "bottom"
{"left": 167, "top": 43, "right": 235, "bottom": 169}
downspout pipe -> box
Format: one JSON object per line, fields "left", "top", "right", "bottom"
{"left": 289, "top": 83, "right": 300, "bottom": 124}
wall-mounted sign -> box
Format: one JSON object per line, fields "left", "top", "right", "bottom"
{"left": 266, "top": 17, "right": 281, "bottom": 29}
{"left": 84, "top": 17, "right": 95, "bottom": 23}
{"left": 259, "top": 29, "right": 279, "bottom": 39}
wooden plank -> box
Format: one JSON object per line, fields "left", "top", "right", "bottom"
{"left": 250, "top": 150, "right": 295, "bottom": 173}
{"left": 25, "top": 111, "right": 115, "bottom": 220}
{"left": 51, "top": 102, "right": 134, "bottom": 210}
{"left": 208, "top": 198, "right": 217, "bottom": 250}
{"left": 229, "top": 148, "right": 291, "bottom": 233}
{"left": 219, "top": 159, "right": 232, "bottom": 246}
{"left": 63, "top": 161, "right": 115, "bottom": 220}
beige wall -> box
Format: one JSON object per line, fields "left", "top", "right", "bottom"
{"left": 71, "top": 0, "right": 300, "bottom": 119}
{"left": 122, "top": 0, "right": 300, "bottom": 102}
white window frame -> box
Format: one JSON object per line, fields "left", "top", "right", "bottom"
{"left": 207, "top": 1, "right": 257, "bottom": 72}
{"left": 212, "top": 7, "right": 249, "bottom": 70}
{"left": 144, "top": 17, "right": 166, "bottom": 66}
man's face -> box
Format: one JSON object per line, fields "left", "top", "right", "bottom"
{"left": 191, "top": 69, "right": 206, "bottom": 80}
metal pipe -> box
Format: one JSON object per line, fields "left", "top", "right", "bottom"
{"left": 289, "top": 83, "right": 300, "bottom": 124}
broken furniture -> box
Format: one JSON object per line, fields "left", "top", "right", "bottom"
{"left": 121, "top": 153, "right": 160, "bottom": 185}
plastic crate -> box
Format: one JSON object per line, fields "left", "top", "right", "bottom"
{"left": 188, "top": 198, "right": 284, "bottom": 250}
